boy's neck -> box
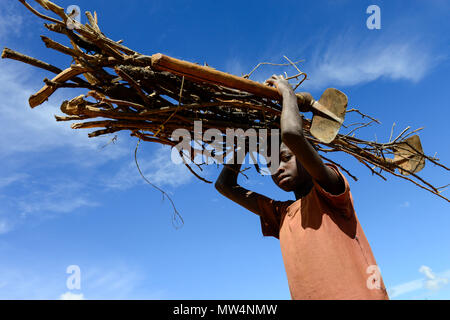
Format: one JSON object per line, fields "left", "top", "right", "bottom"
{"left": 294, "top": 179, "right": 314, "bottom": 200}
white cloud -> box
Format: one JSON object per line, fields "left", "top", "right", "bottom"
{"left": 0, "top": 178, "right": 100, "bottom": 234}
{"left": 79, "top": 264, "right": 166, "bottom": 299}
{"left": 0, "top": 61, "right": 129, "bottom": 233}
{"left": 299, "top": 32, "right": 440, "bottom": 90}
{"left": 400, "top": 201, "right": 411, "bottom": 208}
{"left": 0, "top": 266, "right": 61, "bottom": 299}
{"left": 0, "top": 261, "right": 163, "bottom": 299}
{"left": 0, "top": 0, "right": 24, "bottom": 40}
{"left": 388, "top": 278, "right": 423, "bottom": 298}
{"left": 0, "top": 62, "right": 129, "bottom": 161}
{"left": 225, "top": 57, "right": 245, "bottom": 77}
{"left": 0, "top": 173, "right": 29, "bottom": 188}
{"left": 60, "top": 291, "right": 84, "bottom": 300}
{"left": 419, "top": 265, "right": 449, "bottom": 291}
{"left": 224, "top": 30, "right": 441, "bottom": 92}
{"left": 105, "top": 145, "right": 194, "bottom": 190}
{"left": 388, "top": 266, "right": 450, "bottom": 298}
{"left": 0, "top": 57, "right": 199, "bottom": 235}
{"left": 0, "top": 220, "right": 11, "bottom": 235}
{"left": 15, "top": 180, "right": 100, "bottom": 216}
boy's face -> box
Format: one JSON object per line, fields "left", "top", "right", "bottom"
{"left": 271, "top": 142, "right": 310, "bottom": 192}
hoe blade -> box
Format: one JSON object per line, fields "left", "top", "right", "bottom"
{"left": 310, "top": 88, "right": 347, "bottom": 143}
{"left": 393, "top": 135, "right": 425, "bottom": 175}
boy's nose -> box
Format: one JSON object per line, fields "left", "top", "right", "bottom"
{"left": 272, "top": 165, "right": 285, "bottom": 179}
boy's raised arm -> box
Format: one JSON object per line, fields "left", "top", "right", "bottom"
{"left": 265, "top": 75, "right": 345, "bottom": 196}
{"left": 215, "top": 151, "right": 269, "bottom": 216}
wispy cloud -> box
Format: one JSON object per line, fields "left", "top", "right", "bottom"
{"left": 0, "top": 173, "right": 29, "bottom": 188}
{"left": 388, "top": 266, "right": 450, "bottom": 298}
{"left": 0, "top": 260, "right": 163, "bottom": 299}
{"left": 0, "top": 62, "right": 128, "bottom": 162}
{"left": 15, "top": 181, "right": 100, "bottom": 216}
{"left": 388, "top": 277, "right": 423, "bottom": 298}
{"left": 105, "top": 145, "right": 194, "bottom": 190}
{"left": 419, "top": 265, "right": 449, "bottom": 291}
{"left": 224, "top": 28, "right": 442, "bottom": 92}
{"left": 0, "top": 0, "right": 24, "bottom": 40}
{"left": 0, "top": 57, "right": 183, "bottom": 234}
{"left": 302, "top": 32, "right": 440, "bottom": 90}
{"left": 0, "top": 220, "right": 11, "bottom": 235}
{"left": 399, "top": 201, "right": 411, "bottom": 208}
{"left": 0, "top": 179, "right": 100, "bottom": 234}
{"left": 225, "top": 57, "right": 246, "bottom": 77}
{"left": 60, "top": 292, "right": 85, "bottom": 300}
{"left": 0, "top": 61, "right": 131, "bottom": 233}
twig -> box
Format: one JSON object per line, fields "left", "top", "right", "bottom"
{"left": 134, "top": 138, "right": 184, "bottom": 228}
{"left": 320, "top": 154, "right": 358, "bottom": 181}
{"left": 346, "top": 108, "right": 381, "bottom": 124}
{"left": 243, "top": 59, "right": 304, "bottom": 79}
{"left": 389, "top": 122, "right": 395, "bottom": 143}
{"left": 153, "top": 76, "right": 185, "bottom": 137}
{"left": 344, "top": 120, "right": 377, "bottom": 137}
{"left": 283, "top": 55, "right": 307, "bottom": 90}
{"left": 18, "top": 0, "right": 65, "bottom": 25}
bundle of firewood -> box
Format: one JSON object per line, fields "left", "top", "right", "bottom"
{"left": 2, "top": 0, "right": 448, "bottom": 203}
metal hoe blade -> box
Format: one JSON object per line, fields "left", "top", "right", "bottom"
{"left": 393, "top": 135, "right": 425, "bottom": 175}
{"left": 310, "top": 88, "right": 348, "bottom": 143}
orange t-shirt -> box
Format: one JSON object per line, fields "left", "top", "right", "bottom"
{"left": 257, "top": 163, "right": 389, "bottom": 300}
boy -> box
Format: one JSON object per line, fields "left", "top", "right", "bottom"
{"left": 215, "top": 75, "right": 389, "bottom": 300}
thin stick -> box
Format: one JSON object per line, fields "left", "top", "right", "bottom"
{"left": 320, "top": 155, "right": 358, "bottom": 181}
{"left": 114, "top": 67, "right": 152, "bottom": 106}
{"left": 389, "top": 122, "right": 396, "bottom": 143}
{"left": 283, "top": 55, "right": 307, "bottom": 90}
{"left": 344, "top": 120, "right": 377, "bottom": 137}
{"left": 134, "top": 138, "right": 184, "bottom": 228}
{"left": 87, "top": 91, "right": 146, "bottom": 110}
{"left": 243, "top": 59, "right": 304, "bottom": 79}
{"left": 153, "top": 76, "right": 185, "bottom": 137}
{"left": 346, "top": 108, "right": 381, "bottom": 124}
{"left": 18, "top": 0, "right": 65, "bottom": 25}
{"left": 391, "top": 126, "right": 411, "bottom": 144}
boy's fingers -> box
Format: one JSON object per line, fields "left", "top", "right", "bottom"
{"left": 265, "top": 74, "right": 287, "bottom": 86}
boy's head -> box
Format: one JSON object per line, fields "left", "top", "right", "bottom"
{"left": 270, "top": 141, "right": 314, "bottom": 192}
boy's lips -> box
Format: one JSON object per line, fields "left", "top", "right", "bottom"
{"left": 278, "top": 175, "right": 290, "bottom": 185}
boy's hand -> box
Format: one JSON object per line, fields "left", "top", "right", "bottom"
{"left": 265, "top": 75, "right": 294, "bottom": 96}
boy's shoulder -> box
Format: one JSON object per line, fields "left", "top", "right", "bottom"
{"left": 311, "top": 163, "right": 355, "bottom": 219}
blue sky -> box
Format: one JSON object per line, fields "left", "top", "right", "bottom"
{"left": 0, "top": 0, "right": 449, "bottom": 299}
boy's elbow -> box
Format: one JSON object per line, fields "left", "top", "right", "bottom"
{"left": 214, "top": 180, "right": 228, "bottom": 195}
{"left": 214, "top": 180, "right": 235, "bottom": 198}
{"left": 214, "top": 180, "right": 224, "bottom": 192}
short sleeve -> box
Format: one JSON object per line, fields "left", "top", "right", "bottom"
{"left": 313, "top": 163, "right": 355, "bottom": 219}
{"left": 256, "top": 196, "right": 288, "bottom": 239}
